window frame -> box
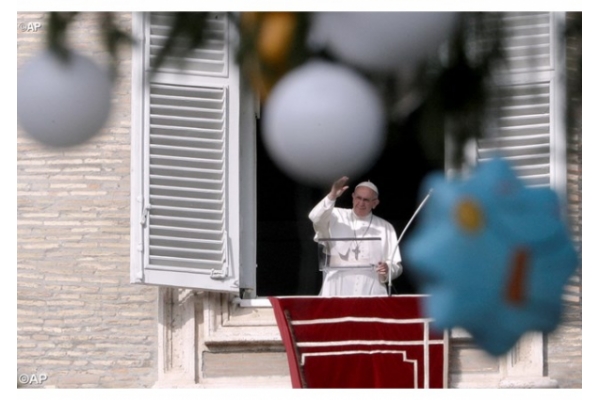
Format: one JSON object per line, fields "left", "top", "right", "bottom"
{"left": 131, "top": 11, "right": 569, "bottom": 301}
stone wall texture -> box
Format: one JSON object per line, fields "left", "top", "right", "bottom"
{"left": 17, "top": 12, "right": 158, "bottom": 388}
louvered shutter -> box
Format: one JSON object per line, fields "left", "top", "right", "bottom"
{"left": 131, "top": 12, "right": 256, "bottom": 292}
{"left": 477, "top": 12, "right": 558, "bottom": 188}
{"left": 148, "top": 13, "right": 228, "bottom": 76}
{"left": 478, "top": 81, "right": 552, "bottom": 187}
{"left": 475, "top": 12, "right": 580, "bottom": 301}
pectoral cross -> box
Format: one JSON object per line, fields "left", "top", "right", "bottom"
{"left": 351, "top": 213, "right": 373, "bottom": 261}
{"left": 352, "top": 244, "right": 360, "bottom": 260}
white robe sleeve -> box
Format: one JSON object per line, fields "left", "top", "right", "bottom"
{"left": 308, "top": 196, "right": 336, "bottom": 241}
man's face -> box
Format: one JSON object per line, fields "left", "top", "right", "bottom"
{"left": 352, "top": 187, "right": 379, "bottom": 217}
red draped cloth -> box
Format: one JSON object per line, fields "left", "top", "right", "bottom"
{"left": 269, "top": 295, "right": 447, "bottom": 389}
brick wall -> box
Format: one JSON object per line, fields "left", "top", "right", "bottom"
{"left": 17, "top": 12, "right": 158, "bottom": 388}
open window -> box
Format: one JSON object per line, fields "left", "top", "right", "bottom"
{"left": 130, "top": 12, "right": 432, "bottom": 297}
{"left": 130, "top": 11, "right": 574, "bottom": 300}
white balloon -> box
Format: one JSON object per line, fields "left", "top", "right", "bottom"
{"left": 309, "top": 12, "right": 460, "bottom": 73}
{"left": 262, "top": 60, "right": 385, "bottom": 186}
{"left": 17, "top": 49, "right": 113, "bottom": 147}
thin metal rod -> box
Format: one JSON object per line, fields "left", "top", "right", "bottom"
{"left": 397, "top": 189, "right": 433, "bottom": 246}
{"left": 388, "top": 189, "right": 433, "bottom": 295}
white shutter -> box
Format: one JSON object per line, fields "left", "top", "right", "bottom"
{"left": 147, "top": 84, "right": 227, "bottom": 267}
{"left": 478, "top": 81, "right": 552, "bottom": 187}
{"left": 131, "top": 12, "right": 255, "bottom": 293}
{"left": 148, "top": 13, "right": 228, "bottom": 76}
{"left": 500, "top": 12, "right": 552, "bottom": 72}
{"left": 476, "top": 12, "right": 561, "bottom": 190}
{"left": 475, "top": 12, "right": 580, "bottom": 302}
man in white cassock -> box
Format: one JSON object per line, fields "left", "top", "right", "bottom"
{"left": 309, "top": 176, "right": 403, "bottom": 296}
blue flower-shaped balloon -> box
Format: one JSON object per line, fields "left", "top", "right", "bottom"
{"left": 404, "top": 157, "right": 579, "bottom": 355}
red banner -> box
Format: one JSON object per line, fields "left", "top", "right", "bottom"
{"left": 269, "top": 295, "right": 447, "bottom": 388}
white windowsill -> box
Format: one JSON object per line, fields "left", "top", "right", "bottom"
{"left": 231, "top": 297, "right": 273, "bottom": 308}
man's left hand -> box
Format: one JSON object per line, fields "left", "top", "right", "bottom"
{"left": 376, "top": 262, "right": 389, "bottom": 276}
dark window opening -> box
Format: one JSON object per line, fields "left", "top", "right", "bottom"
{"left": 256, "top": 119, "right": 438, "bottom": 296}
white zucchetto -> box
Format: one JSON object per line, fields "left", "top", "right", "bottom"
{"left": 355, "top": 181, "right": 379, "bottom": 196}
